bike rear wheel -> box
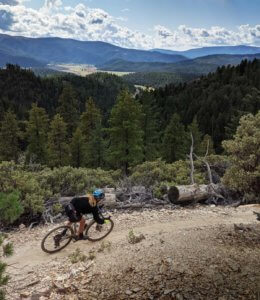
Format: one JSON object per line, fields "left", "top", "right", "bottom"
{"left": 85, "top": 218, "right": 114, "bottom": 241}
{"left": 41, "top": 225, "right": 74, "bottom": 254}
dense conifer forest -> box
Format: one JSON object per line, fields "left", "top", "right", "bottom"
{"left": 0, "top": 59, "right": 259, "bottom": 168}
{"left": 0, "top": 59, "right": 259, "bottom": 228}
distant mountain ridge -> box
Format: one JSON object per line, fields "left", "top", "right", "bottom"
{"left": 0, "top": 49, "right": 45, "bottom": 68}
{"left": 152, "top": 45, "right": 260, "bottom": 58}
{"left": 0, "top": 34, "right": 186, "bottom": 67}
{"left": 0, "top": 34, "right": 259, "bottom": 74}
{"left": 99, "top": 53, "right": 260, "bottom": 74}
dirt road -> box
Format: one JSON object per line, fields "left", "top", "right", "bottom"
{"left": 4, "top": 205, "right": 260, "bottom": 299}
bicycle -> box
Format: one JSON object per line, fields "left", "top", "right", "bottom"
{"left": 41, "top": 206, "right": 114, "bottom": 254}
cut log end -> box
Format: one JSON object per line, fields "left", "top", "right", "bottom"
{"left": 168, "top": 186, "right": 179, "bottom": 203}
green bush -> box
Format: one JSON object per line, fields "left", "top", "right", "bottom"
{"left": 130, "top": 158, "right": 205, "bottom": 188}
{"left": 0, "top": 191, "right": 23, "bottom": 225}
{"left": 0, "top": 234, "right": 13, "bottom": 300}
{"left": 0, "top": 162, "right": 47, "bottom": 215}
{"left": 36, "top": 166, "right": 119, "bottom": 196}
{"left": 0, "top": 161, "right": 120, "bottom": 220}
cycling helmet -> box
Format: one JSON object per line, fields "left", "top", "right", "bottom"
{"left": 93, "top": 189, "right": 105, "bottom": 200}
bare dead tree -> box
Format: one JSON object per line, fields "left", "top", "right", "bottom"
{"left": 188, "top": 132, "right": 195, "bottom": 184}
{"left": 194, "top": 139, "right": 213, "bottom": 184}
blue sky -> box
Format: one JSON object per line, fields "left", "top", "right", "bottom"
{"left": 0, "top": 0, "right": 259, "bottom": 50}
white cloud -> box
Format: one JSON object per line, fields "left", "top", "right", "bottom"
{"left": 0, "top": 0, "right": 19, "bottom": 5}
{"left": 153, "top": 24, "right": 260, "bottom": 50}
{"left": 0, "top": 1, "right": 259, "bottom": 50}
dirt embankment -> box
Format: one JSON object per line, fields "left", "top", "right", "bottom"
{"left": 4, "top": 205, "right": 260, "bottom": 300}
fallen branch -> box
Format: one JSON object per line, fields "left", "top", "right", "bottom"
{"left": 18, "top": 279, "right": 40, "bottom": 290}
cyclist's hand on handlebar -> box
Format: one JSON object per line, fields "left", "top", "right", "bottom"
{"left": 104, "top": 219, "right": 110, "bottom": 224}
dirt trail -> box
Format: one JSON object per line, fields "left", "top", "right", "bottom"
{"left": 4, "top": 205, "right": 260, "bottom": 300}
{"left": 6, "top": 205, "right": 256, "bottom": 269}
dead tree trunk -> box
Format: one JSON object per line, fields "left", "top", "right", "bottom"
{"left": 168, "top": 184, "right": 211, "bottom": 204}
{"left": 189, "top": 133, "right": 195, "bottom": 184}
{"left": 194, "top": 139, "right": 213, "bottom": 184}
{"left": 168, "top": 183, "right": 225, "bottom": 205}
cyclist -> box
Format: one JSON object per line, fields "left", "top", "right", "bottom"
{"left": 64, "top": 189, "right": 106, "bottom": 241}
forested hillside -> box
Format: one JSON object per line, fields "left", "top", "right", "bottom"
{"left": 0, "top": 60, "right": 259, "bottom": 227}
{"left": 122, "top": 72, "right": 197, "bottom": 88}
{"left": 0, "top": 65, "right": 133, "bottom": 120}
{"left": 0, "top": 60, "right": 259, "bottom": 167}
{"left": 150, "top": 58, "right": 260, "bottom": 152}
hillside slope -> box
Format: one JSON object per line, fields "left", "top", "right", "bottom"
{"left": 99, "top": 53, "right": 260, "bottom": 73}
{"left": 5, "top": 205, "right": 260, "bottom": 299}
{"left": 0, "top": 34, "right": 187, "bottom": 66}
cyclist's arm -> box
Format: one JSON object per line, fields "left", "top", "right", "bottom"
{"left": 92, "top": 206, "right": 104, "bottom": 224}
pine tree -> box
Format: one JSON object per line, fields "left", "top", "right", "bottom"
{"left": 107, "top": 90, "right": 144, "bottom": 174}
{"left": 80, "top": 98, "right": 104, "bottom": 168}
{"left": 162, "top": 113, "right": 188, "bottom": 163}
{"left": 47, "top": 114, "right": 69, "bottom": 167}
{"left": 70, "top": 127, "right": 87, "bottom": 168}
{"left": 222, "top": 112, "right": 260, "bottom": 201}
{"left": 0, "top": 110, "right": 21, "bottom": 162}
{"left": 26, "top": 103, "right": 49, "bottom": 164}
{"left": 139, "top": 91, "right": 159, "bottom": 161}
{"left": 57, "top": 83, "right": 79, "bottom": 138}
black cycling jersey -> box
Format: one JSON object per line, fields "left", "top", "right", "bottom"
{"left": 70, "top": 196, "right": 104, "bottom": 224}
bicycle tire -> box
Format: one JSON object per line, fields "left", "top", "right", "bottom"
{"left": 41, "top": 225, "right": 74, "bottom": 254}
{"left": 85, "top": 218, "right": 114, "bottom": 242}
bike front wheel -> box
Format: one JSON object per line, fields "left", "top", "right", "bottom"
{"left": 85, "top": 218, "right": 114, "bottom": 242}
{"left": 41, "top": 225, "right": 74, "bottom": 254}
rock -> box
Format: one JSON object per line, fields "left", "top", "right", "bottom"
{"left": 104, "top": 193, "right": 117, "bottom": 208}
{"left": 164, "top": 289, "right": 174, "bottom": 295}
{"left": 125, "top": 289, "right": 133, "bottom": 295}
{"left": 30, "top": 294, "right": 42, "bottom": 300}
{"left": 20, "top": 291, "right": 30, "bottom": 298}
{"left": 19, "top": 223, "right": 26, "bottom": 230}
{"left": 133, "top": 287, "right": 141, "bottom": 293}
{"left": 175, "top": 293, "right": 184, "bottom": 300}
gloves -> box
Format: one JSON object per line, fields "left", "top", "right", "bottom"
{"left": 104, "top": 219, "right": 110, "bottom": 224}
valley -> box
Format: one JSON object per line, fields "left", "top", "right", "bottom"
{"left": 47, "top": 63, "right": 132, "bottom": 77}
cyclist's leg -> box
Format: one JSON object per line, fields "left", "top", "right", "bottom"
{"left": 78, "top": 216, "right": 86, "bottom": 236}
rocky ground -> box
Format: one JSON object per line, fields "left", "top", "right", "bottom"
{"left": 3, "top": 204, "right": 260, "bottom": 300}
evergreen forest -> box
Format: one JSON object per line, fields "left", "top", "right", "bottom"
{"left": 0, "top": 59, "right": 259, "bottom": 226}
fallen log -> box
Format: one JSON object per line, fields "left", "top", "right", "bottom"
{"left": 168, "top": 184, "right": 212, "bottom": 204}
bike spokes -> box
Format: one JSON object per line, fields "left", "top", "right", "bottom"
{"left": 41, "top": 226, "right": 74, "bottom": 254}
{"left": 85, "top": 219, "right": 114, "bottom": 241}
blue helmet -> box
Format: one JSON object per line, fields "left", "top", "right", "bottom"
{"left": 93, "top": 189, "right": 105, "bottom": 200}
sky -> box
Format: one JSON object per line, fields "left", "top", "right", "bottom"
{"left": 0, "top": 0, "right": 259, "bottom": 50}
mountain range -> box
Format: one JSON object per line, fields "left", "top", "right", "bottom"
{"left": 0, "top": 34, "right": 186, "bottom": 66}
{"left": 0, "top": 34, "right": 259, "bottom": 75}
{"left": 99, "top": 53, "right": 260, "bottom": 74}
{"left": 151, "top": 45, "right": 260, "bottom": 58}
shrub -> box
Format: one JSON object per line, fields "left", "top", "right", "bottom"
{"left": 128, "top": 229, "right": 145, "bottom": 244}
{"left": 36, "top": 166, "right": 119, "bottom": 196}
{"left": 0, "top": 191, "right": 23, "bottom": 225}
{"left": 0, "top": 234, "right": 13, "bottom": 300}
{"left": 130, "top": 158, "right": 205, "bottom": 188}
{"left": 68, "top": 248, "right": 87, "bottom": 264}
